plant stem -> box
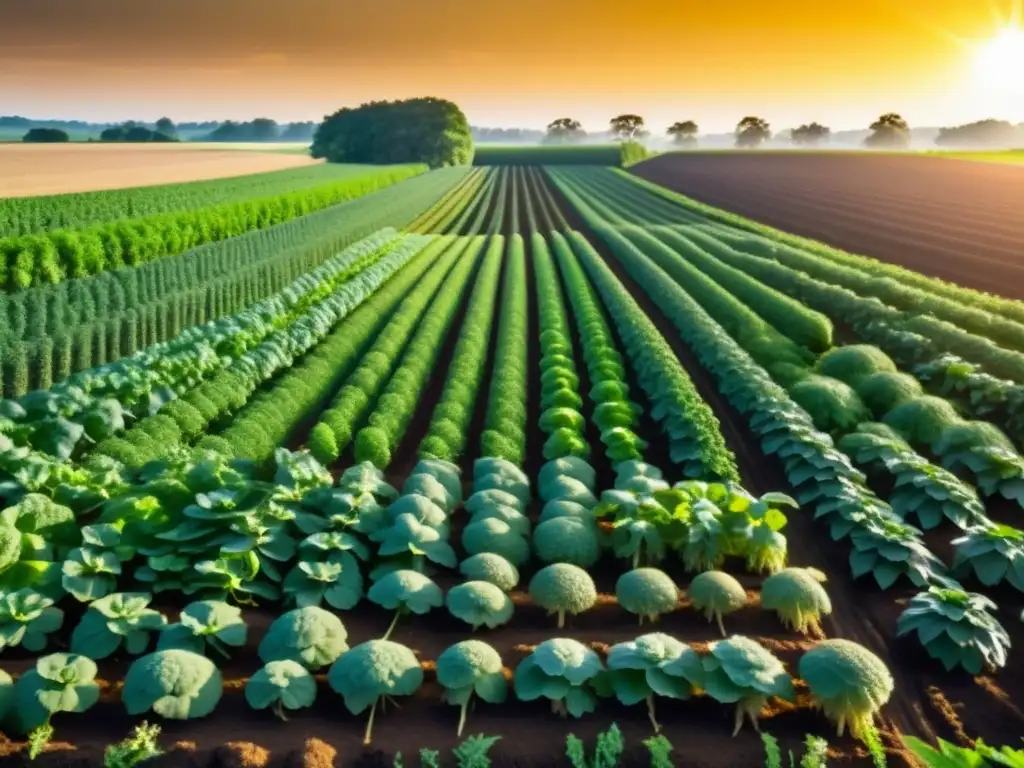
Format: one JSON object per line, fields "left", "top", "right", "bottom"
{"left": 273, "top": 699, "right": 289, "bottom": 722}
{"left": 557, "top": 610, "right": 565, "bottom": 629}
{"left": 646, "top": 694, "right": 660, "bottom": 733}
{"left": 715, "top": 612, "right": 726, "bottom": 638}
{"left": 383, "top": 611, "right": 401, "bottom": 640}
{"left": 363, "top": 697, "right": 379, "bottom": 745}
{"left": 457, "top": 698, "right": 469, "bottom": 737}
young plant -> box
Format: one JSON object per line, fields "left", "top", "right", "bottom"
{"left": 0, "top": 588, "right": 63, "bottom": 652}
{"left": 282, "top": 549, "right": 364, "bottom": 610}
{"left": 13, "top": 653, "right": 100, "bottom": 740}
{"left": 328, "top": 639, "right": 423, "bottom": 745}
{"left": 103, "top": 722, "right": 164, "bottom": 768}
{"left": 452, "top": 734, "right": 502, "bottom": 768}
{"left": 761, "top": 732, "right": 783, "bottom": 768}
{"left": 532, "top": 517, "right": 601, "bottom": 567}
{"left": 528, "top": 563, "right": 597, "bottom": 628}
{"left": 123, "top": 649, "right": 223, "bottom": 719}
{"left": 70, "top": 592, "right": 167, "bottom": 660}
{"left": 760, "top": 568, "right": 832, "bottom": 635}
{"left": 798, "top": 639, "right": 894, "bottom": 739}
{"left": 604, "top": 633, "right": 696, "bottom": 732}
{"left": 513, "top": 638, "right": 605, "bottom": 718}
{"left": 436, "top": 640, "right": 508, "bottom": 737}
{"left": 367, "top": 569, "right": 443, "bottom": 639}
{"left": 565, "top": 724, "right": 625, "bottom": 768}
{"left": 258, "top": 606, "right": 348, "bottom": 670}
{"left": 687, "top": 571, "right": 747, "bottom": 637}
{"left": 642, "top": 734, "right": 674, "bottom": 768}
{"left": 446, "top": 581, "right": 514, "bottom": 630}
{"left": 375, "top": 513, "right": 457, "bottom": 572}
{"left": 615, "top": 568, "right": 679, "bottom": 624}
{"left": 246, "top": 659, "right": 317, "bottom": 721}
{"left": 459, "top": 553, "right": 520, "bottom": 592}
{"left": 462, "top": 518, "right": 531, "bottom": 567}
{"left": 157, "top": 599, "right": 247, "bottom": 659}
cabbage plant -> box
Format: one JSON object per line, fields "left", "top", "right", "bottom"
{"left": 514, "top": 638, "right": 605, "bottom": 718}
{"left": 374, "top": 513, "right": 456, "bottom": 572}
{"left": 446, "top": 581, "right": 514, "bottom": 630}
{"left": 281, "top": 552, "right": 364, "bottom": 610}
{"left": 258, "top": 606, "right": 348, "bottom": 670}
{"left": 686, "top": 571, "right": 747, "bottom": 637}
{"left": 532, "top": 517, "right": 601, "bottom": 567}
{"left": 157, "top": 600, "right": 247, "bottom": 659}
{"left": 246, "top": 660, "right": 317, "bottom": 720}
{"left": 436, "top": 640, "right": 508, "bottom": 736}
{"left": 459, "top": 553, "right": 519, "bottom": 592}
{"left": 328, "top": 639, "right": 423, "bottom": 744}
{"left": 70, "top": 592, "right": 167, "bottom": 660}
{"left": 528, "top": 563, "right": 597, "bottom": 628}
{"left": 0, "top": 588, "right": 63, "bottom": 652}
{"left": 760, "top": 568, "right": 832, "bottom": 635}
{"left": 367, "top": 569, "right": 443, "bottom": 639}
{"left": 123, "top": 649, "right": 223, "bottom": 719}
{"left": 13, "top": 653, "right": 99, "bottom": 734}
{"left": 897, "top": 587, "right": 1009, "bottom": 673}
{"left": 604, "top": 633, "right": 695, "bottom": 732}
{"left": 615, "top": 568, "right": 678, "bottom": 624}
{"left": 798, "top": 639, "right": 893, "bottom": 739}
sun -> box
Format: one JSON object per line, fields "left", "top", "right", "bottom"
{"left": 973, "top": 26, "right": 1024, "bottom": 90}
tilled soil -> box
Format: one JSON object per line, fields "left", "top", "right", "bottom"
{"left": 631, "top": 152, "right": 1024, "bottom": 299}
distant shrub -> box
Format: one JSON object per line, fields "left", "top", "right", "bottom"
{"left": 23, "top": 128, "right": 69, "bottom": 143}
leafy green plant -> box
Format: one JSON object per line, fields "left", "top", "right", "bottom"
{"left": 258, "top": 606, "right": 348, "bottom": 670}
{"left": 452, "top": 734, "right": 502, "bottom": 768}
{"left": 0, "top": 588, "right": 63, "bottom": 651}
{"left": 532, "top": 517, "right": 601, "bottom": 567}
{"left": 13, "top": 653, "right": 100, "bottom": 739}
{"left": 897, "top": 587, "right": 1009, "bottom": 673}
{"left": 420, "top": 748, "right": 441, "bottom": 768}
{"left": 462, "top": 518, "right": 530, "bottom": 567}
{"left": 642, "top": 734, "right": 674, "bottom": 768}
{"left": 686, "top": 571, "right": 747, "bottom": 636}
{"left": 374, "top": 512, "right": 457, "bottom": 571}
{"left": 436, "top": 640, "right": 508, "bottom": 736}
{"left": 800, "top": 735, "right": 830, "bottom": 768}
{"left": 122, "top": 649, "right": 223, "bottom": 719}
{"left": 103, "top": 722, "right": 164, "bottom": 768}
{"left": 70, "top": 592, "right": 167, "bottom": 660}
{"left": 282, "top": 550, "right": 364, "bottom": 610}
{"left": 528, "top": 563, "right": 597, "bottom": 628}
{"left": 604, "top": 633, "right": 695, "bottom": 732}
{"left": 459, "top": 553, "right": 519, "bottom": 592}
{"left": 798, "top": 639, "right": 893, "bottom": 739}
{"left": 514, "top": 638, "right": 605, "bottom": 718}
{"left": 760, "top": 568, "right": 832, "bottom": 635}
{"left": 615, "top": 568, "right": 679, "bottom": 624}
{"left": 328, "top": 639, "right": 423, "bottom": 744}
{"left": 367, "top": 569, "right": 444, "bottom": 639}
{"left": 761, "top": 732, "right": 783, "bottom": 768}
{"left": 157, "top": 599, "right": 247, "bottom": 658}
{"left": 446, "top": 581, "right": 514, "bottom": 630}
{"left": 564, "top": 724, "right": 625, "bottom": 768}
{"left": 246, "top": 659, "right": 317, "bottom": 720}
{"left": 951, "top": 525, "right": 1024, "bottom": 591}
{"left": 904, "top": 735, "right": 1024, "bottom": 768}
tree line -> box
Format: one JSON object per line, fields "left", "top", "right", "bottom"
{"left": 17, "top": 117, "right": 318, "bottom": 144}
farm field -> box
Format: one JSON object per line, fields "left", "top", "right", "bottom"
{"left": 2, "top": 158, "right": 1024, "bottom": 768}
{"left": 0, "top": 143, "right": 321, "bottom": 197}
{"left": 631, "top": 152, "right": 1024, "bottom": 297}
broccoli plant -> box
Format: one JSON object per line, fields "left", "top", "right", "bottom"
{"left": 604, "top": 633, "right": 696, "bottom": 732}
{"left": 462, "top": 518, "right": 531, "bottom": 568}
{"left": 760, "top": 568, "right": 833, "bottom": 635}
{"left": 798, "top": 639, "right": 894, "bottom": 740}
{"left": 12, "top": 653, "right": 99, "bottom": 748}
{"left": 459, "top": 553, "right": 520, "bottom": 592}
{"left": 103, "top": 722, "right": 164, "bottom": 768}
{"left": 615, "top": 568, "right": 679, "bottom": 624}
{"left": 367, "top": 569, "right": 444, "bottom": 639}
{"left": 532, "top": 517, "right": 601, "bottom": 567}
{"left": 246, "top": 659, "right": 317, "bottom": 721}
{"left": 529, "top": 563, "right": 597, "bottom": 628}
{"left": 446, "top": 581, "right": 514, "bottom": 630}
{"left": 70, "top": 592, "right": 167, "bottom": 660}
{"left": 514, "top": 638, "right": 605, "bottom": 718}
{"left": 328, "top": 639, "right": 424, "bottom": 745}
{"left": 686, "top": 571, "right": 747, "bottom": 637}
{"left": 258, "top": 605, "right": 348, "bottom": 669}
{"left": 157, "top": 600, "right": 247, "bottom": 659}
{"left": 123, "top": 649, "right": 223, "bottom": 719}
{"left": 897, "top": 587, "right": 1009, "bottom": 673}
{"left": 436, "top": 640, "right": 508, "bottom": 736}
{"left": 0, "top": 588, "right": 63, "bottom": 652}
{"left": 667, "top": 635, "right": 794, "bottom": 736}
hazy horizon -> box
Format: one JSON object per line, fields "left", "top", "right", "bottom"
{"left": 3, "top": 0, "right": 1022, "bottom": 134}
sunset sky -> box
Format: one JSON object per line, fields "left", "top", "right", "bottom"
{"left": 0, "top": 0, "right": 1020, "bottom": 132}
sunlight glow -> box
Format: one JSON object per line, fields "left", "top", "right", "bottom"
{"left": 973, "top": 26, "right": 1024, "bottom": 90}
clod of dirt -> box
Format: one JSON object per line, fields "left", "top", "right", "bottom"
{"left": 214, "top": 742, "right": 271, "bottom": 768}
{"left": 284, "top": 738, "right": 336, "bottom": 768}
{"left": 147, "top": 741, "right": 209, "bottom": 768}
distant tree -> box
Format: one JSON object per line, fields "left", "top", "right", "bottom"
{"left": 544, "top": 118, "right": 586, "bottom": 144}
{"left": 280, "top": 121, "right": 317, "bottom": 141}
{"left": 100, "top": 122, "right": 177, "bottom": 142}
{"left": 125, "top": 125, "right": 156, "bottom": 142}
{"left": 667, "top": 120, "right": 699, "bottom": 146}
{"left": 250, "top": 118, "right": 280, "bottom": 141}
{"left": 735, "top": 117, "right": 771, "bottom": 148}
{"left": 791, "top": 122, "right": 831, "bottom": 146}
{"left": 155, "top": 117, "right": 177, "bottom": 138}
{"left": 609, "top": 114, "right": 646, "bottom": 141}
{"left": 935, "top": 118, "right": 1019, "bottom": 147}
{"left": 864, "top": 113, "right": 910, "bottom": 149}
{"left": 100, "top": 126, "right": 128, "bottom": 141}
{"left": 22, "top": 127, "right": 69, "bottom": 143}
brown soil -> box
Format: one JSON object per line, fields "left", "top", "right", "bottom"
{"left": 0, "top": 144, "right": 319, "bottom": 197}
{"left": 631, "top": 152, "right": 1024, "bottom": 298}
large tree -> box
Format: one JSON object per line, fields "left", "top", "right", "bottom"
{"left": 23, "top": 127, "right": 69, "bottom": 143}
{"left": 667, "top": 120, "right": 699, "bottom": 146}
{"left": 735, "top": 117, "right": 771, "bottom": 148}
{"left": 544, "top": 118, "right": 585, "bottom": 144}
{"left": 609, "top": 114, "right": 646, "bottom": 141}
{"left": 791, "top": 122, "right": 830, "bottom": 146}
{"left": 155, "top": 117, "right": 177, "bottom": 138}
{"left": 864, "top": 113, "right": 910, "bottom": 148}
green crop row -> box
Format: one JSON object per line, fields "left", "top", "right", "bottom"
{"left": 479, "top": 235, "right": 529, "bottom": 465}
{"left": 406, "top": 169, "right": 488, "bottom": 235}
{"left": 0, "top": 165, "right": 427, "bottom": 291}
{"left": 353, "top": 237, "right": 487, "bottom": 469}
{"left": 418, "top": 236, "right": 505, "bottom": 463}
{"left": 473, "top": 144, "right": 648, "bottom": 167}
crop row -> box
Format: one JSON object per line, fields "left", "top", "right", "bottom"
{"left": 0, "top": 164, "right": 427, "bottom": 291}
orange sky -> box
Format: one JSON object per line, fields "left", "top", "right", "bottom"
{"left": 0, "top": 0, "right": 1018, "bottom": 131}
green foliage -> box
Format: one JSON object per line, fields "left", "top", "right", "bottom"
{"left": 246, "top": 660, "right": 317, "bottom": 719}
{"left": 368, "top": 569, "right": 444, "bottom": 637}
{"left": 514, "top": 638, "right": 606, "bottom": 718}
{"left": 459, "top": 553, "right": 519, "bottom": 592}
{"left": 642, "top": 735, "right": 674, "bottom": 768}
{"left": 446, "top": 581, "right": 514, "bottom": 630}
{"left": 474, "top": 145, "right": 625, "bottom": 166}
{"left": 604, "top": 633, "right": 694, "bottom": 731}
{"left": 798, "top": 639, "right": 893, "bottom": 739}
{"left": 897, "top": 587, "right": 1009, "bottom": 673}
{"left": 790, "top": 375, "right": 871, "bottom": 434}
{"left": 313, "top": 98, "right": 473, "bottom": 168}
{"left": 532, "top": 516, "right": 601, "bottom": 567}
{"left": 686, "top": 570, "right": 747, "bottom": 636}
{"left": 258, "top": 606, "right": 348, "bottom": 670}
{"left": 157, "top": 599, "right": 247, "bottom": 658}
{"left": 883, "top": 396, "right": 963, "bottom": 446}
{"left": 904, "top": 735, "right": 1024, "bottom": 768}
{"left": 855, "top": 371, "right": 923, "bottom": 417}
{"left": 615, "top": 568, "right": 679, "bottom": 623}
{"left": 122, "top": 649, "right": 222, "bottom": 719}
{"left": 760, "top": 568, "right": 832, "bottom": 635}
{"left": 528, "top": 563, "right": 597, "bottom": 627}
{"left": 0, "top": 588, "right": 64, "bottom": 652}
{"left": 816, "top": 345, "right": 897, "bottom": 387}
{"left": 437, "top": 640, "right": 508, "bottom": 736}
{"left": 564, "top": 724, "right": 626, "bottom": 768}
{"left": 103, "top": 722, "right": 164, "bottom": 768}
{"left": 13, "top": 653, "right": 100, "bottom": 732}
{"left": 453, "top": 734, "right": 503, "bottom": 768}
{"left": 70, "top": 592, "right": 167, "bottom": 660}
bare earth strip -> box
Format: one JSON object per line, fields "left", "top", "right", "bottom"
{"left": 632, "top": 152, "right": 1024, "bottom": 298}
{"left": 0, "top": 143, "right": 320, "bottom": 197}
